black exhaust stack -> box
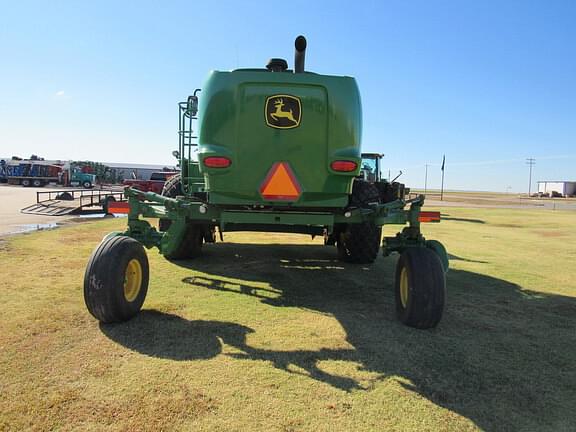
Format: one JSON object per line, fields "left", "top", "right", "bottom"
{"left": 294, "top": 35, "right": 307, "bottom": 73}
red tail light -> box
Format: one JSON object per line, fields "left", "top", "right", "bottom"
{"left": 203, "top": 156, "right": 231, "bottom": 168}
{"left": 330, "top": 160, "right": 357, "bottom": 172}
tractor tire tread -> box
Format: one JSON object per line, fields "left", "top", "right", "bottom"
{"left": 350, "top": 180, "right": 381, "bottom": 208}
{"left": 338, "top": 223, "right": 382, "bottom": 263}
{"left": 337, "top": 180, "right": 382, "bottom": 263}
{"left": 159, "top": 174, "right": 182, "bottom": 232}
{"left": 164, "top": 223, "right": 205, "bottom": 260}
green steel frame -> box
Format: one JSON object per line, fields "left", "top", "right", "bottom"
{"left": 114, "top": 186, "right": 447, "bottom": 267}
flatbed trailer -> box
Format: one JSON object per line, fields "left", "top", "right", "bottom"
{"left": 21, "top": 188, "right": 125, "bottom": 216}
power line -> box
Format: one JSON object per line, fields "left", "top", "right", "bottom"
{"left": 526, "top": 158, "right": 536, "bottom": 196}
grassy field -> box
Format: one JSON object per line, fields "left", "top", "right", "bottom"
{"left": 1, "top": 208, "right": 575, "bottom": 431}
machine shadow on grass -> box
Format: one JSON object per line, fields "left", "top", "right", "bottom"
{"left": 102, "top": 242, "right": 576, "bottom": 431}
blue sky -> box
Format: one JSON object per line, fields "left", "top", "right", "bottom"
{"left": 1, "top": 0, "right": 574, "bottom": 192}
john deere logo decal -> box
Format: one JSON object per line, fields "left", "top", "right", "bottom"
{"left": 265, "top": 95, "right": 301, "bottom": 129}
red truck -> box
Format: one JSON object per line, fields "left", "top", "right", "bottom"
{"left": 122, "top": 171, "right": 178, "bottom": 194}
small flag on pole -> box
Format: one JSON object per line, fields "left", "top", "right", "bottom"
{"left": 440, "top": 155, "right": 446, "bottom": 201}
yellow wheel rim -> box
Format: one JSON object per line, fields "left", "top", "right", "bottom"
{"left": 400, "top": 267, "right": 409, "bottom": 308}
{"left": 124, "top": 259, "right": 142, "bottom": 302}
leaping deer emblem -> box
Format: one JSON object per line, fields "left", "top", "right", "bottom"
{"left": 270, "top": 98, "right": 297, "bottom": 124}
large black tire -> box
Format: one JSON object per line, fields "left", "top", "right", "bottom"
{"left": 337, "top": 180, "right": 382, "bottom": 263}
{"left": 21, "top": 179, "right": 31, "bottom": 187}
{"left": 159, "top": 174, "right": 183, "bottom": 232}
{"left": 337, "top": 223, "right": 382, "bottom": 263}
{"left": 82, "top": 180, "right": 92, "bottom": 189}
{"left": 158, "top": 174, "right": 209, "bottom": 260}
{"left": 164, "top": 223, "right": 205, "bottom": 260}
{"left": 32, "top": 179, "right": 44, "bottom": 187}
{"left": 349, "top": 179, "right": 381, "bottom": 208}
{"left": 395, "top": 247, "right": 446, "bottom": 329}
{"left": 84, "top": 235, "right": 149, "bottom": 323}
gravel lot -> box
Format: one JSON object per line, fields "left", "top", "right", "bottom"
{"left": 0, "top": 184, "right": 77, "bottom": 236}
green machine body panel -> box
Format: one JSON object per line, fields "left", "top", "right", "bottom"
{"left": 120, "top": 36, "right": 444, "bottom": 264}
{"left": 197, "top": 70, "right": 362, "bottom": 208}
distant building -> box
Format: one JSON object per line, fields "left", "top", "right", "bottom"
{"left": 537, "top": 181, "right": 576, "bottom": 197}
{"left": 104, "top": 162, "right": 178, "bottom": 181}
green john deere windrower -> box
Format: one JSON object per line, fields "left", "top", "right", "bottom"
{"left": 84, "top": 36, "right": 448, "bottom": 329}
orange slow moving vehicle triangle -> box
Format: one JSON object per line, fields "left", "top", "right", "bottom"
{"left": 260, "top": 162, "right": 301, "bottom": 201}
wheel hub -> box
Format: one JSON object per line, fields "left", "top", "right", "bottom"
{"left": 123, "top": 259, "right": 142, "bottom": 302}
{"left": 400, "top": 267, "right": 409, "bottom": 308}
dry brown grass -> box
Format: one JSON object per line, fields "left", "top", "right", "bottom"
{"left": 1, "top": 208, "right": 575, "bottom": 431}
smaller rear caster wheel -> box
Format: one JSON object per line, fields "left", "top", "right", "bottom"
{"left": 84, "top": 235, "right": 149, "bottom": 323}
{"left": 395, "top": 247, "right": 446, "bottom": 329}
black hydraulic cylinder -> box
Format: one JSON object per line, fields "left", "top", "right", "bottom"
{"left": 294, "top": 35, "right": 307, "bottom": 73}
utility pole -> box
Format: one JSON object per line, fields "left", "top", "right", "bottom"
{"left": 526, "top": 158, "right": 536, "bottom": 196}
{"left": 424, "top": 164, "right": 429, "bottom": 195}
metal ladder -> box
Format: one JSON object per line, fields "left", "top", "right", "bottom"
{"left": 178, "top": 89, "right": 201, "bottom": 194}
